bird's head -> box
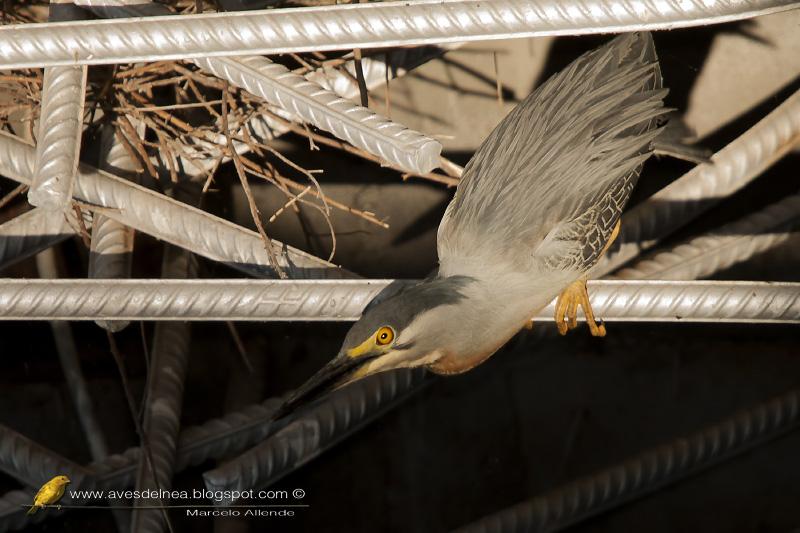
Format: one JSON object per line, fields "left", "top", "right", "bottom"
{"left": 52, "top": 475, "right": 71, "bottom": 486}
{"left": 277, "top": 276, "right": 474, "bottom": 415}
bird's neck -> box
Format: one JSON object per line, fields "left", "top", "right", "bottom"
{"left": 426, "top": 273, "right": 557, "bottom": 375}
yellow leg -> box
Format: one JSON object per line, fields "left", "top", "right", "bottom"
{"left": 554, "top": 219, "right": 619, "bottom": 337}
{"left": 555, "top": 278, "right": 606, "bottom": 337}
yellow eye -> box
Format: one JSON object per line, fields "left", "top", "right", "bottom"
{"left": 375, "top": 326, "right": 394, "bottom": 346}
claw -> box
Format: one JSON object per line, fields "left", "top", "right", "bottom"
{"left": 554, "top": 278, "right": 606, "bottom": 337}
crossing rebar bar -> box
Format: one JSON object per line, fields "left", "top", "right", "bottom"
{"left": 26, "top": 0, "right": 88, "bottom": 211}
{"left": 89, "top": 123, "right": 140, "bottom": 333}
{"left": 76, "top": 0, "right": 442, "bottom": 174}
{"left": 594, "top": 89, "right": 800, "bottom": 276}
{"left": 203, "top": 368, "right": 427, "bottom": 504}
{"left": 0, "top": 279, "right": 798, "bottom": 323}
{"left": 0, "top": 371, "right": 417, "bottom": 531}
{"left": 0, "top": 391, "right": 281, "bottom": 531}
{"left": 0, "top": 424, "right": 92, "bottom": 489}
{"left": 613, "top": 193, "right": 800, "bottom": 280}
{"left": 36, "top": 248, "right": 109, "bottom": 461}
{"left": 193, "top": 55, "right": 442, "bottom": 174}
{"left": 0, "top": 131, "right": 352, "bottom": 279}
{"left": 2, "top": 0, "right": 797, "bottom": 69}
{"left": 453, "top": 388, "right": 800, "bottom": 533}
{"left": 131, "top": 240, "right": 196, "bottom": 533}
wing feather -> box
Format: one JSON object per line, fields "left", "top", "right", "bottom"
{"left": 437, "top": 32, "right": 667, "bottom": 277}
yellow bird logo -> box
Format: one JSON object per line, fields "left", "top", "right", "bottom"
{"left": 27, "top": 475, "right": 71, "bottom": 515}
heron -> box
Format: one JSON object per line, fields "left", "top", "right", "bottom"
{"left": 281, "top": 32, "right": 668, "bottom": 413}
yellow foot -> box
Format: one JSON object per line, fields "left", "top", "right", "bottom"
{"left": 554, "top": 279, "right": 606, "bottom": 337}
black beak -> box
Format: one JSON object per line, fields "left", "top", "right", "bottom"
{"left": 271, "top": 354, "right": 372, "bottom": 420}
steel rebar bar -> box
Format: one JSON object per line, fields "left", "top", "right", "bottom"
{"left": 243, "top": 45, "right": 454, "bottom": 163}
{"left": 131, "top": 239, "right": 196, "bottom": 533}
{"left": 0, "top": 131, "right": 352, "bottom": 279}
{"left": 36, "top": 248, "right": 109, "bottom": 461}
{"left": 2, "top": 0, "right": 798, "bottom": 69}
{"left": 0, "top": 371, "right": 417, "bottom": 531}
{"left": 453, "top": 388, "right": 800, "bottom": 533}
{"left": 203, "top": 368, "right": 427, "bottom": 504}
{"left": 89, "top": 123, "right": 140, "bottom": 333}
{"left": 76, "top": 0, "right": 442, "bottom": 174}
{"left": 594, "top": 89, "right": 800, "bottom": 276}
{"left": 26, "top": 0, "right": 88, "bottom": 210}
{"left": 0, "top": 424, "right": 92, "bottom": 490}
{"left": 0, "top": 391, "right": 281, "bottom": 531}
{"left": 0, "top": 279, "right": 798, "bottom": 323}
{"left": 193, "top": 55, "right": 442, "bottom": 174}
{"left": 613, "top": 193, "right": 800, "bottom": 280}
{"left": 0, "top": 208, "right": 77, "bottom": 272}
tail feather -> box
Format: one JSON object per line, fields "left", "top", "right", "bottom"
{"left": 26, "top": 505, "right": 38, "bottom": 515}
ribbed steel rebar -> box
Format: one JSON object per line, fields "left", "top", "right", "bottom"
{"left": 2, "top": 0, "right": 797, "bottom": 69}
{"left": 243, "top": 45, "right": 452, "bottom": 161}
{"left": 0, "top": 394, "right": 282, "bottom": 532}
{"left": 36, "top": 248, "right": 109, "bottom": 462}
{"left": 132, "top": 240, "right": 196, "bottom": 533}
{"left": 595, "top": 89, "right": 800, "bottom": 276}
{"left": 76, "top": 0, "right": 442, "bottom": 174}
{"left": 89, "top": 214, "right": 133, "bottom": 281}
{"left": 91, "top": 398, "right": 287, "bottom": 494}
{"left": 0, "top": 208, "right": 77, "bottom": 272}
{"left": 89, "top": 215, "right": 133, "bottom": 332}
{"left": 26, "top": 0, "right": 88, "bottom": 210}
{"left": 193, "top": 55, "right": 441, "bottom": 174}
{"left": 0, "top": 371, "right": 416, "bottom": 531}
{"left": 0, "top": 424, "right": 92, "bottom": 489}
{"left": 613, "top": 193, "right": 800, "bottom": 280}
{"left": 90, "top": 124, "right": 139, "bottom": 333}
{"left": 203, "top": 369, "right": 428, "bottom": 504}
{"left": 0, "top": 131, "right": 352, "bottom": 279}
{"left": 28, "top": 65, "right": 87, "bottom": 210}
{"left": 0, "top": 279, "right": 798, "bottom": 323}
{"left": 453, "top": 388, "right": 800, "bottom": 533}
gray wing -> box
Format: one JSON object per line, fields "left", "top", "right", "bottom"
{"left": 437, "top": 32, "right": 667, "bottom": 277}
